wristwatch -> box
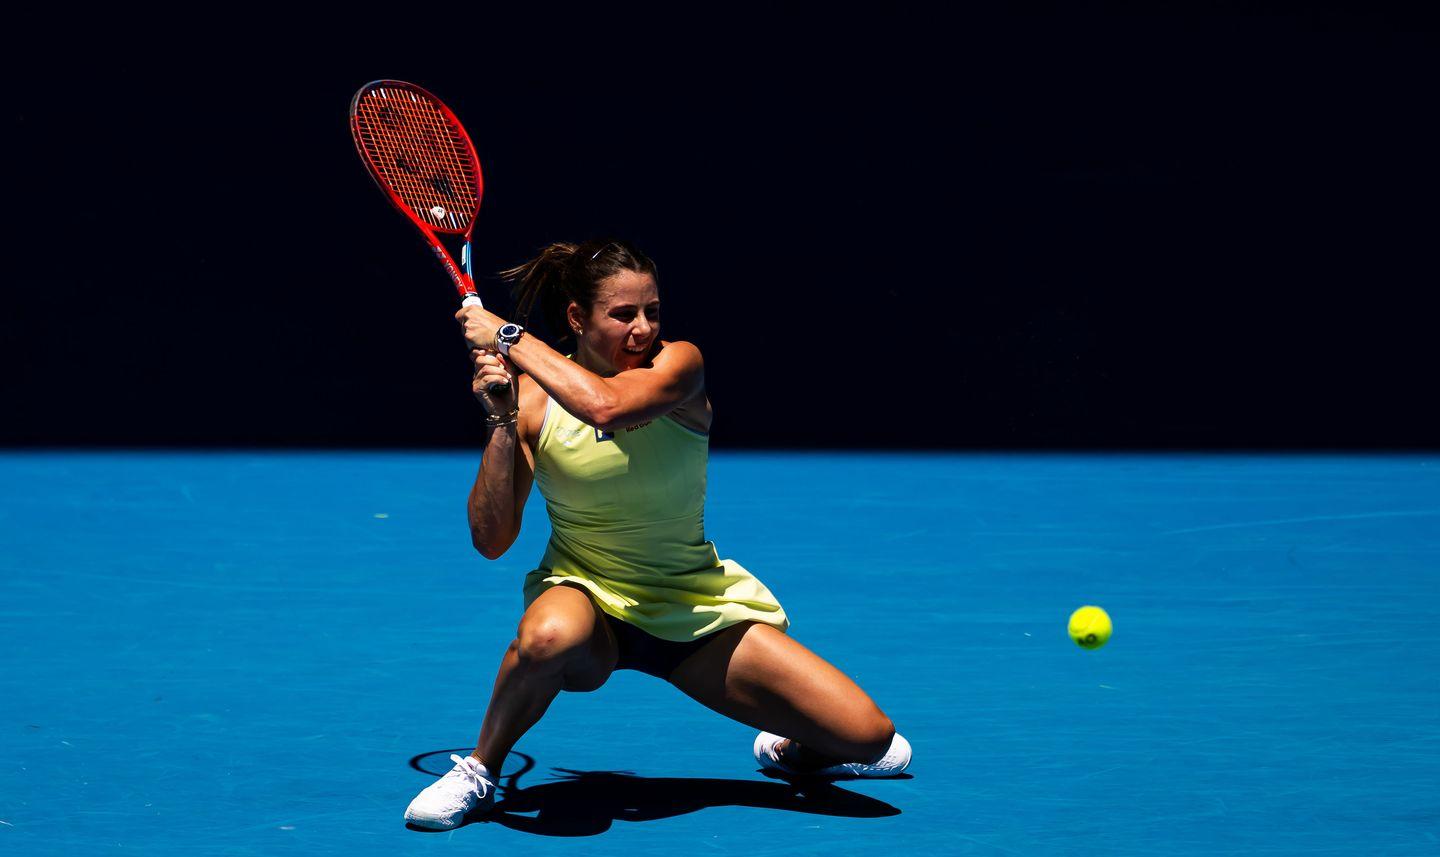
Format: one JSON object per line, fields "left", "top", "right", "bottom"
{"left": 495, "top": 323, "right": 525, "bottom": 357}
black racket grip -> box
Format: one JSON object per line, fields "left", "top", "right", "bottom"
{"left": 485, "top": 379, "right": 511, "bottom": 394}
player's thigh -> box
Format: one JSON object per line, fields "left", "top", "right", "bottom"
{"left": 515, "top": 582, "right": 617, "bottom": 692}
{"left": 667, "top": 622, "right": 893, "bottom": 751}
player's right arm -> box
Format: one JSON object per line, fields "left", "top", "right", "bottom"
{"left": 466, "top": 350, "right": 538, "bottom": 559}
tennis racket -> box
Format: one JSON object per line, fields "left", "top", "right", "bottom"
{"left": 349, "top": 79, "right": 508, "bottom": 393}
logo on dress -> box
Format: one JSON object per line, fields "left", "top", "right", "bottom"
{"left": 555, "top": 424, "right": 586, "bottom": 447}
{"left": 594, "top": 420, "right": 650, "bottom": 442}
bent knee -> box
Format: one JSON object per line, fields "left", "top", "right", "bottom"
{"left": 514, "top": 616, "right": 592, "bottom": 669}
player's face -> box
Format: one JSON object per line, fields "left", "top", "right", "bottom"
{"left": 574, "top": 269, "right": 660, "bottom": 374}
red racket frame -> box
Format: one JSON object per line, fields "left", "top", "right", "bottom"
{"left": 349, "top": 80, "right": 486, "bottom": 307}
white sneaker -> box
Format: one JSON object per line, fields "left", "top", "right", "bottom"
{"left": 404, "top": 754, "right": 496, "bottom": 829}
{"left": 754, "top": 731, "right": 912, "bottom": 778}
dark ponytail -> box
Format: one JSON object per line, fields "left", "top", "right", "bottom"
{"left": 501, "top": 239, "right": 658, "bottom": 345}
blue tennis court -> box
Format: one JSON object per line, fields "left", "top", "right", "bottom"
{"left": 3, "top": 452, "right": 1437, "bottom": 854}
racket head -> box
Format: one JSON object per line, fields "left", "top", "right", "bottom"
{"left": 349, "top": 80, "right": 484, "bottom": 237}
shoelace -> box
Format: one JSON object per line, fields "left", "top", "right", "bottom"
{"left": 442, "top": 754, "right": 491, "bottom": 800}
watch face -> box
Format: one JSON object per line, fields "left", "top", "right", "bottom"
{"left": 499, "top": 324, "right": 523, "bottom": 340}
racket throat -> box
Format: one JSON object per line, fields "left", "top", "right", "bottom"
{"left": 430, "top": 244, "right": 473, "bottom": 295}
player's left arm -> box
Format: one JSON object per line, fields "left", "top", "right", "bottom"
{"left": 455, "top": 306, "right": 704, "bottom": 430}
{"left": 517, "top": 338, "right": 704, "bottom": 432}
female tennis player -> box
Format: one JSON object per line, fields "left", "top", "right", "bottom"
{"left": 404, "top": 239, "right": 911, "bottom": 828}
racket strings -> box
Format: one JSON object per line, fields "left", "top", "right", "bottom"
{"left": 357, "top": 93, "right": 472, "bottom": 226}
{"left": 353, "top": 87, "right": 478, "bottom": 232}
{"left": 357, "top": 91, "right": 471, "bottom": 216}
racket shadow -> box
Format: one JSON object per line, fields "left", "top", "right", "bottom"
{"left": 406, "top": 748, "right": 903, "bottom": 836}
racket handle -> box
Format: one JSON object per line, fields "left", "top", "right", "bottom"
{"left": 460, "top": 293, "right": 507, "bottom": 391}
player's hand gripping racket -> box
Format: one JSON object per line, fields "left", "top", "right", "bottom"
{"left": 348, "top": 80, "right": 508, "bottom": 394}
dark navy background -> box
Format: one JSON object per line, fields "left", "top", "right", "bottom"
{"left": 7, "top": 7, "right": 1439, "bottom": 448}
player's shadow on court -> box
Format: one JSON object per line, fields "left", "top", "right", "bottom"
{"left": 407, "top": 748, "right": 904, "bottom": 836}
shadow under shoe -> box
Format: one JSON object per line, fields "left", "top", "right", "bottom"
{"left": 404, "top": 749, "right": 901, "bottom": 836}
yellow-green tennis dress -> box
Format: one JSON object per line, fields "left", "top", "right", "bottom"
{"left": 524, "top": 396, "right": 788, "bottom": 642}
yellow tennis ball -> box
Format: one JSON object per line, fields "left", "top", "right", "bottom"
{"left": 1068, "top": 605, "right": 1112, "bottom": 650}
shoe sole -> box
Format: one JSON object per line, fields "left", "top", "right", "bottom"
{"left": 404, "top": 811, "right": 460, "bottom": 830}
